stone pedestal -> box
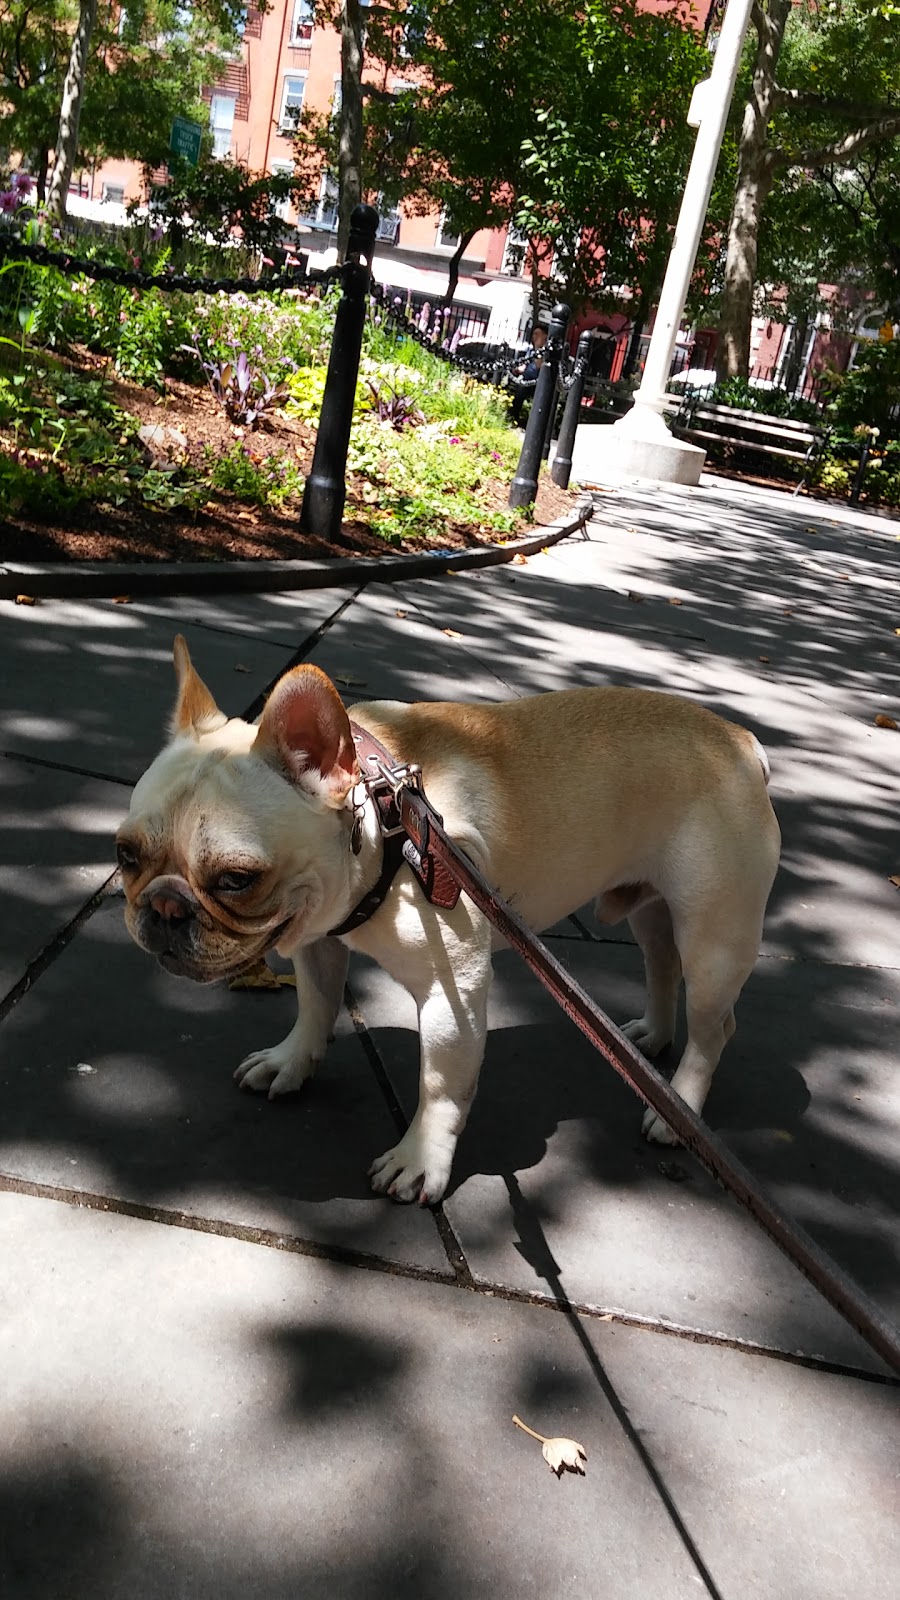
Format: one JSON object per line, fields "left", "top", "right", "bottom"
{"left": 570, "top": 398, "right": 705, "bottom": 489}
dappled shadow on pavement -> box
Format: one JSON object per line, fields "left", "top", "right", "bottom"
{"left": 0, "top": 484, "right": 897, "bottom": 1363}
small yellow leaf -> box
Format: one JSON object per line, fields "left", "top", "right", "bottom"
{"left": 442, "top": 628, "right": 463, "bottom": 639}
{"left": 112, "top": 595, "right": 131, "bottom": 605}
{"left": 668, "top": 597, "right": 683, "bottom": 605}
{"left": 874, "top": 714, "right": 898, "bottom": 730}
{"left": 229, "top": 959, "right": 296, "bottom": 991}
{"left": 395, "top": 609, "right": 408, "bottom": 618}
{"left": 14, "top": 594, "right": 36, "bottom": 606}
{"left": 889, "top": 875, "right": 900, "bottom": 890}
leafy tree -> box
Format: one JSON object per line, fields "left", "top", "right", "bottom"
{"left": 139, "top": 152, "right": 300, "bottom": 255}
{"left": 0, "top": 0, "right": 246, "bottom": 211}
{"left": 717, "top": 0, "right": 900, "bottom": 379}
{"left": 303, "top": 0, "right": 584, "bottom": 299}
{"left": 515, "top": 1, "right": 706, "bottom": 324}
{"left": 306, "top": 0, "right": 708, "bottom": 324}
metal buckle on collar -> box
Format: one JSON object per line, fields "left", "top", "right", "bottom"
{"left": 358, "top": 756, "right": 424, "bottom": 839}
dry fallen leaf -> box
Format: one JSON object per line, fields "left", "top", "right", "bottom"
{"left": 511, "top": 553, "right": 528, "bottom": 566}
{"left": 758, "top": 655, "right": 770, "bottom": 664}
{"left": 874, "top": 714, "right": 899, "bottom": 730}
{"left": 14, "top": 594, "right": 36, "bottom": 606}
{"left": 668, "top": 597, "right": 683, "bottom": 606}
{"left": 233, "top": 663, "right": 252, "bottom": 673}
{"left": 783, "top": 609, "right": 794, "bottom": 616}
{"left": 627, "top": 591, "right": 644, "bottom": 603}
{"left": 334, "top": 672, "right": 367, "bottom": 688}
{"left": 512, "top": 1415, "right": 586, "bottom": 1479}
{"left": 112, "top": 595, "right": 131, "bottom": 605}
{"left": 442, "top": 628, "right": 463, "bottom": 639}
{"left": 889, "top": 875, "right": 900, "bottom": 890}
{"left": 395, "top": 609, "right": 408, "bottom": 619}
{"left": 229, "top": 959, "right": 296, "bottom": 991}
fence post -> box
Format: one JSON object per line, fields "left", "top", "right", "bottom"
{"left": 551, "top": 330, "right": 592, "bottom": 488}
{"left": 509, "top": 302, "right": 571, "bottom": 510}
{"left": 849, "top": 425, "right": 878, "bottom": 506}
{"left": 299, "top": 203, "right": 379, "bottom": 540}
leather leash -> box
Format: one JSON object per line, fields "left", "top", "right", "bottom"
{"left": 361, "top": 774, "right": 900, "bottom": 1378}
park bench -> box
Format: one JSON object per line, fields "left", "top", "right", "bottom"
{"left": 670, "top": 396, "right": 829, "bottom": 491}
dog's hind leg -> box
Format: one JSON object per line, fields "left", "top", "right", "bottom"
{"left": 619, "top": 895, "right": 682, "bottom": 1058}
{"left": 641, "top": 913, "right": 756, "bottom": 1146}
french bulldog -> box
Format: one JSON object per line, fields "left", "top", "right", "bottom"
{"left": 117, "top": 636, "right": 780, "bottom": 1204}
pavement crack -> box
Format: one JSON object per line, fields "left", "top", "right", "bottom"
{"left": 0, "top": 872, "right": 118, "bottom": 1021}
{"left": 1, "top": 748, "right": 137, "bottom": 788}
{"left": 239, "top": 586, "right": 366, "bottom": 722}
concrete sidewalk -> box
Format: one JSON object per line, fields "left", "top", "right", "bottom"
{"left": 1, "top": 479, "right": 898, "bottom": 1598}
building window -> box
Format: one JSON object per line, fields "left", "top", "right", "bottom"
{"left": 269, "top": 161, "right": 294, "bottom": 221}
{"left": 279, "top": 74, "right": 307, "bottom": 132}
{"left": 501, "top": 225, "right": 528, "bottom": 277}
{"left": 101, "top": 181, "right": 125, "bottom": 205}
{"left": 435, "top": 212, "right": 460, "bottom": 250}
{"left": 299, "top": 173, "right": 338, "bottom": 232}
{"left": 209, "top": 93, "right": 236, "bottom": 158}
{"left": 290, "top": 0, "right": 314, "bottom": 45}
{"left": 399, "top": 0, "right": 428, "bottom": 59}
{"left": 376, "top": 199, "right": 401, "bottom": 243}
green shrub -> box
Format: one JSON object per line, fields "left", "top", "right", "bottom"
{"left": 208, "top": 441, "right": 305, "bottom": 507}
{"left": 710, "top": 375, "right": 821, "bottom": 425}
{"left": 195, "top": 287, "right": 340, "bottom": 377}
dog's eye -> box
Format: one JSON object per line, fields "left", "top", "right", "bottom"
{"left": 216, "top": 870, "right": 259, "bottom": 894}
{"left": 117, "top": 841, "right": 140, "bottom": 872}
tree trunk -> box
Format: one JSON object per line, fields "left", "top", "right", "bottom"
{"left": 529, "top": 243, "right": 543, "bottom": 331}
{"left": 337, "top": 0, "right": 365, "bottom": 260}
{"left": 45, "top": 0, "right": 98, "bottom": 221}
{"left": 441, "top": 227, "right": 477, "bottom": 309}
{"left": 622, "top": 315, "right": 646, "bottom": 380}
{"left": 716, "top": 0, "right": 788, "bottom": 381}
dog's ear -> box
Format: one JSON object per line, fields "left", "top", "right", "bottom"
{"left": 252, "top": 664, "right": 359, "bottom": 807}
{"left": 171, "top": 635, "right": 227, "bottom": 737}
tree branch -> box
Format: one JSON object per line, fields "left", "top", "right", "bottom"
{"left": 772, "top": 112, "right": 900, "bottom": 172}
{"left": 773, "top": 85, "right": 900, "bottom": 122}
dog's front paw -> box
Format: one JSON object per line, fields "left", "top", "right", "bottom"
{"left": 622, "top": 1017, "right": 672, "bottom": 1057}
{"left": 234, "top": 1042, "right": 317, "bottom": 1099}
{"left": 641, "top": 1106, "right": 679, "bottom": 1145}
{"left": 368, "top": 1131, "right": 451, "bottom": 1207}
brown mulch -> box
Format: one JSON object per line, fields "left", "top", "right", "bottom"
{"left": 0, "top": 358, "right": 580, "bottom": 565}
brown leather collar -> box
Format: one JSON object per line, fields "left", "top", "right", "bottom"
{"left": 327, "top": 721, "right": 460, "bottom": 937}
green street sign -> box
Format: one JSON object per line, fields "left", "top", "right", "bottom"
{"left": 169, "top": 116, "right": 203, "bottom": 167}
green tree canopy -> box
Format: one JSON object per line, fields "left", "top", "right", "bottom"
{"left": 0, "top": 0, "right": 247, "bottom": 199}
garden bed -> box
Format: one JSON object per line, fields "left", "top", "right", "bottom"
{"left": 0, "top": 363, "right": 575, "bottom": 564}
{"left": 0, "top": 269, "right": 579, "bottom": 564}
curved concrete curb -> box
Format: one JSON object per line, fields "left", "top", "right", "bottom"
{"left": 0, "top": 497, "right": 593, "bottom": 602}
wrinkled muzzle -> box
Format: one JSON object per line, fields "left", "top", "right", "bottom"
{"left": 125, "top": 873, "right": 287, "bottom": 984}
